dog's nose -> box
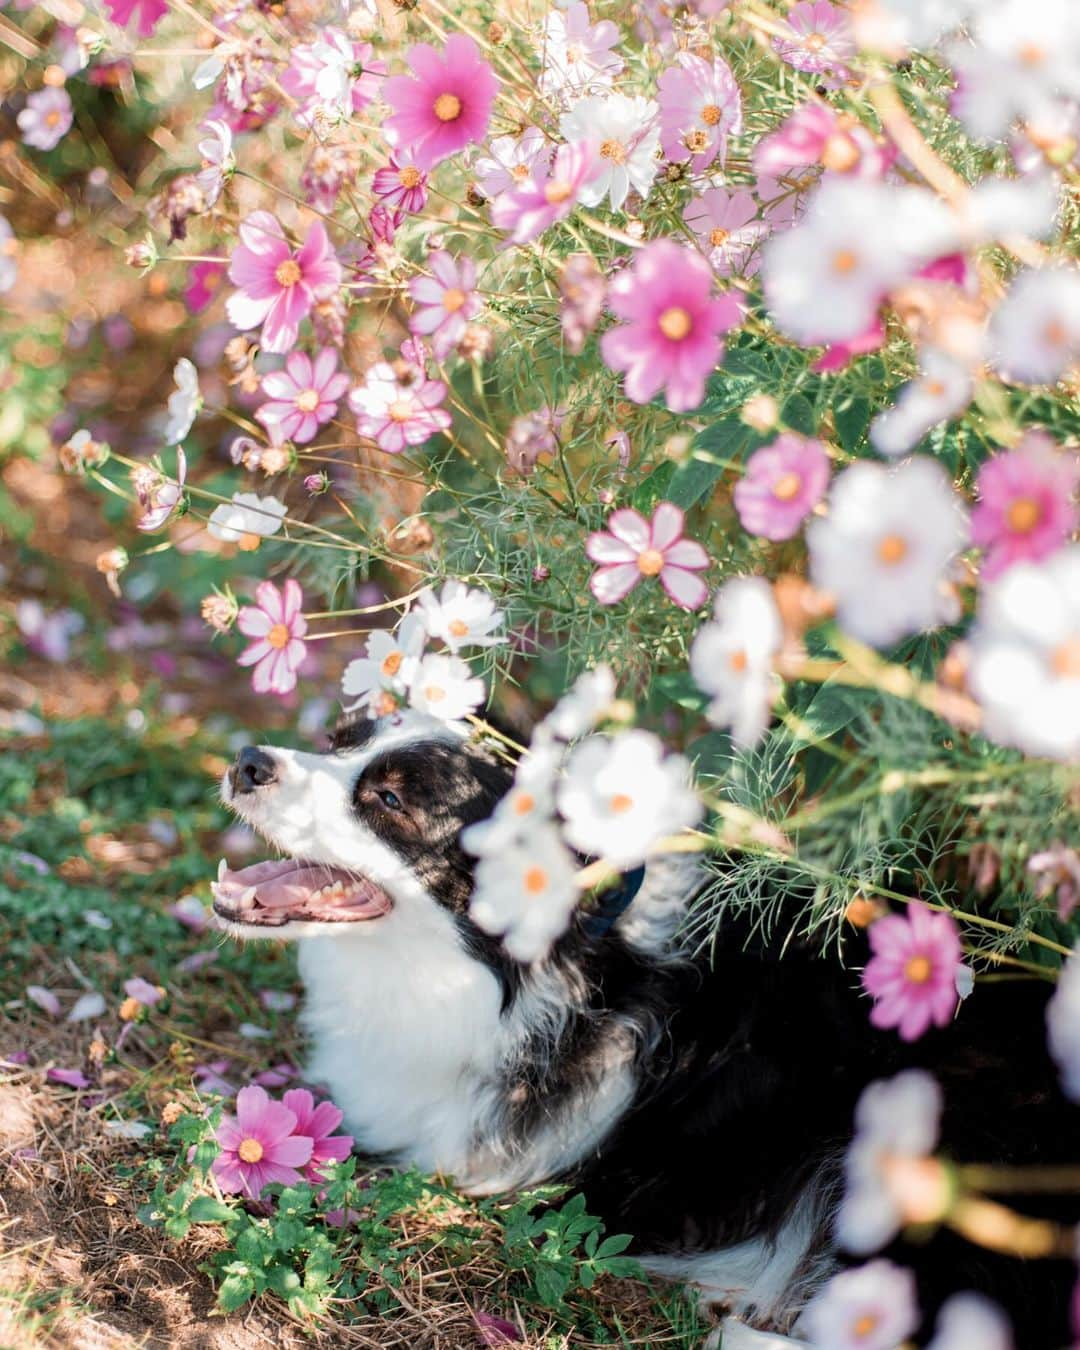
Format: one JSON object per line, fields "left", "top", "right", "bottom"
{"left": 231, "top": 746, "right": 279, "bottom": 794}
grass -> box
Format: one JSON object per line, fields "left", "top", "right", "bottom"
{"left": 0, "top": 711, "right": 708, "bottom": 1349}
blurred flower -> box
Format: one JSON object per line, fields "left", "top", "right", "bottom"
{"left": 539, "top": 1, "right": 623, "bottom": 103}
{"left": 968, "top": 546, "right": 1080, "bottom": 761}
{"left": 505, "top": 406, "right": 562, "bottom": 474}
{"left": 808, "top": 457, "right": 968, "bottom": 648}
{"left": 754, "top": 101, "right": 893, "bottom": 180}
{"left": 1028, "top": 843, "right": 1080, "bottom": 921}
{"left": 207, "top": 492, "right": 287, "bottom": 546}
{"left": 349, "top": 360, "right": 451, "bottom": 454}
{"left": 862, "top": 904, "right": 962, "bottom": 1041}
{"left": 802, "top": 1260, "right": 919, "bottom": 1349}
{"left": 102, "top": 0, "right": 166, "bottom": 36}
{"left": 170, "top": 894, "right": 209, "bottom": 930}
{"left": 558, "top": 254, "right": 605, "bottom": 354}
{"left": 657, "top": 52, "right": 741, "bottom": 172}
{"left": 282, "top": 1088, "right": 353, "bottom": 1183}
{"left": 256, "top": 348, "right": 349, "bottom": 445}
{"left": 383, "top": 35, "right": 496, "bottom": 170}
{"left": 587, "top": 501, "right": 709, "bottom": 610}
{"left": 26, "top": 986, "right": 61, "bottom": 1017}
{"left": 47, "top": 1068, "right": 92, "bottom": 1089}
{"left": 416, "top": 580, "right": 504, "bottom": 653}
{"left": 341, "top": 613, "right": 427, "bottom": 714}
{"left": 211, "top": 1084, "right": 314, "bottom": 1199}
{"left": 124, "top": 977, "right": 164, "bottom": 1007}
{"left": 67, "top": 991, "right": 107, "bottom": 1023}
{"left": 543, "top": 665, "right": 617, "bottom": 741}
{"left": 1047, "top": 946, "right": 1080, "bottom": 1100}
{"left": 18, "top": 87, "right": 73, "bottom": 151}
{"left": 147, "top": 175, "right": 207, "bottom": 243}
{"left": 408, "top": 652, "right": 486, "bottom": 721}
{"left": 236, "top": 579, "right": 308, "bottom": 697}
{"left": 95, "top": 547, "right": 129, "bottom": 598}
{"left": 15, "top": 599, "right": 84, "bottom": 662}
{"left": 773, "top": 0, "right": 855, "bottom": 80}
{"left": 163, "top": 359, "right": 201, "bottom": 445}
{"left": 194, "top": 1059, "right": 235, "bottom": 1096}
{"left": 600, "top": 239, "right": 742, "bottom": 412}
{"left": 928, "top": 1293, "right": 1014, "bottom": 1350}
{"left": 0, "top": 216, "right": 17, "bottom": 293}
{"left": 474, "top": 1309, "right": 524, "bottom": 1346}
{"left": 491, "top": 140, "right": 597, "bottom": 245}
{"left": 990, "top": 266, "right": 1080, "bottom": 385}
{"left": 373, "top": 153, "right": 429, "bottom": 213}
{"left": 196, "top": 119, "right": 234, "bottom": 207}
{"left": 870, "top": 349, "right": 974, "bottom": 457}
{"left": 408, "top": 251, "right": 481, "bottom": 359}
{"left": 280, "top": 32, "right": 384, "bottom": 126}
{"left": 971, "top": 433, "right": 1079, "bottom": 579}
{"left": 690, "top": 577, "right": 783, "bottom": 748}
{"left": 557, "top": 730, "right": 701, "bottom": 869}
{"left": 475, "top": 126, "right": 546, "bottom": 198}
{"left": 734, "top": 433, "right": 830, "bottom": 541}
{"left": 134, "top": 448, "right": 186, "bottom": 531}
{"left": 227, "top": 212, "right": 342, "bottom": 354}
{"left": 560, "top": 93, "right": 659, "bottom": 209}
{"left": 259, "top": 990, "right": 297, "bottom": 1012}
{"left": 684, "top": 188, "right": 768, "bottom": 278}
{"left": 463, "top": 744, "right": 560, "bottom": 857}
{"left": 200, "top": 591, "right": 238, "bottom": 634}
{"left": 469, "top": 823, "right": 580, "bottom": 963}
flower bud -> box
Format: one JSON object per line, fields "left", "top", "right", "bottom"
{"left": 201, "top": 592, "right": 238, "bottom": 633}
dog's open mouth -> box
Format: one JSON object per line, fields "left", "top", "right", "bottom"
{"left": 211, "top": 859, "right": 393, "bottom": 926}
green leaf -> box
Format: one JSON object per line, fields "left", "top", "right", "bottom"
{"left": 631, "top": 460, "right": 676, "bottom": 512}
{"left": 533, "top": 1262, "right": 570, "bottom": 1307}
{"left": 187, "top": 1196, "right": 235, "bottom": 1225}
{"left": 595, "top": 1233, "right": 633, "bottom": 1258}
{"left": 164, "top": 1214, "right": 191, "bottom": 1241}
{"left": 217, "top": 1274, "right": 256, "bottom": 1312}
{"left": 834, "top": 396, "right": 871, "bottom": 454}
{"left": 781, "top": 392, "right": 816, "bottom": 436}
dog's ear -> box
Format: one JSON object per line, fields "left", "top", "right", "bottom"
{"left": 329, "top": 712, "right": 378, "bottom": 753}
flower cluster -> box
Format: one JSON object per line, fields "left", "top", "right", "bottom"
{"left": 211, "top": 1084, "right": 353, "bottom": 1200}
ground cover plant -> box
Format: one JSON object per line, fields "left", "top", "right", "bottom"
{"left": 0, "top": 0, "right": 1079, "bottom": 1344}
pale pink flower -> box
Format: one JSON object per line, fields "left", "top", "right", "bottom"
{"left": 256, "top": 349, "right": 350, "bottom": 445}
{"left": 103, "top": 0, "right": 167, "bottom": 36}
{"left": 559, "top": 254, "right": 606, "bottom": 353}
{"left": 135, "top": 448, "right": 186, "bottom": 532}
{"left": 408, "top": 251, "right": 481, "bottom": 359}
{"left": 372, "top": 153, "right": 429, "bottom": 214}
{"left": 600, "top": 239, "right": 742, "bottom": 413}
{"left": 211, "top": 1084, "right": 314, "bottom": 1199}
{"left": 586, "top": 502, "right": 709, "bottom": 610}
{"left": 734, "top": 434, "right": 830, "bottom": 541}
{"left": 657, "top": 52, "right": 741, "bottom": 172}
{"left": 281, "top": 1089, "right": 353, "bottom": 1184}
{"left": 227, "top": 212, "right": 342, "bottom": 355}
{"left": 540, "top": 1, "right": 623, "bottom": 102}
{"left": 972, "top": 433, "right": 1079, "bottom": 579}
{"left": 802, "top": 1260, "right": 919, "bottom": 1350}
{"left": 754, "top": 101, "right": 894, "bottom": 180}
{"left": 475, "top": 127, "right": 547, "bottom": 199}
{"left": 684, "top": 188, "right": 768, "bottom": 277}
{"left": 196, "top": 119, "right": 233, "bottom": 207}
{"left": 279, "top": 32, "right": 383, "bottom": 126}
{"left": 773, "top": 0, "right": 855, "bottom": 80}
{"left": 236, "top": 579, "right": 309, "bottom": 697}
{"left": 383, "top": 35, "right": 497, "bottom": 170}
{"left": 18, "top": 88, "right": 73, "bottom": 151}
{"left": 491, "top": 141, "right": 596, "bottom": 246}
{"left": 862, "top": 904, "right": 962, "bottom": 1041}
{"left": 349, "top": 361, "right": 451, "bottom": 454}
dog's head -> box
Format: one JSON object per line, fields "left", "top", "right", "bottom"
{"left": 212, "top": 711, "right": 513, "bottom": 943}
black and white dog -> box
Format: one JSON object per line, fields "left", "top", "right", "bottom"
{"left": 212, "top": 711, "right": 1077, "bottom": 1346}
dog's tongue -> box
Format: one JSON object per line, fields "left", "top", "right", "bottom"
{"left": 212, "top": 858, "right": 392, "bottom": 921}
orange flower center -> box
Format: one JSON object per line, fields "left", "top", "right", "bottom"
{"left": 700, "top": 103, "right": 722, "bottom": 126}
{"left": 275, "top": 259, "right": 302, "bottom": 287}
{"left": 1051, "top": 637, "right": 1080, "bottom": 679}
{"left": 905, "top": 955, "right": 933, "bottom": 984}
{"left": 512, "top": 163, "right": 531, "bottom": 183}
{"left": 375, "top": 690, "right": 399, "bottom": 716}
{"left": 658, "top": 306, "right": 692, "bottom": 341}
{"left": 381, "top": 650, "right": 403, "bottom": 677}
{"left": 513, "top": 791, "right": 535, "bottom": 816}
{"left": 820, "top": 132, "right": 860, "bottom": 173}
{"left": 1018, "top": 42, "right": 1045, "bottom": 67}
{"left": 433, "top": 92, "right": 462, "bottom": 122}
{"left": 448, "top": 618, "right": 469, "bottom": 636}
{"left": 637, "top": 548, "right": 665, "bottom": 576}
{"left": 772, "top": 471, "right": 802, "bottom": 501}
{"left": 610, "top": 793, "right": 634, "bottom": 814}
{"left": 544, "top": 179, "right": 573, "bottom": 204}
{"left": 238, "top": 532, "right": 263, "bottom": 552}
{"left": 388, "top": 398, "right": 414, "bottom": 423}
{"left": 442, "top": 286, "right": 467, "bottom": 313}
{"left": 423, "top": 684, "right": 446, "bottom": 702}
{"left": 729, "top": 648, "right": 748, "bottom": 673}
{"left": 709, "top": 227, "right": 731, "bottom": 247}
{"left": 238, "top": 1138, "right": 264, "bottom": 1163}
{"left": 852, "top": 1314, "right": 878, "bottom": 1339}
{"left": 599, "top": 138, "right": 627, "bottom": 163}
{"left": 524, "top": 865, "right": 548, "bottom": 895}
{"left": 1006, "top": 496, "right": 1042, "bottom": 533}
{"left": 267, "top": 623, "right": 290, "bottom": 650}
{"left": 1044, "top": 318, "right": 1067, "bottom": 346}
{"left": 804, "top": 31, "right": 826, "bottom": 50}
{"left": 295, "top": 387, "right": 320, "bottom": 413}
{"left": 923, "top": 378, "right": 947, "bottom": 398}
{"left": 877, "top": 533, "right": 908, "bottom": 566}
{"left": 832, "top": 249, "right": 858, "bottom": 275}
{"left": 399, "top": 166, "right": 422, "bottom": 188}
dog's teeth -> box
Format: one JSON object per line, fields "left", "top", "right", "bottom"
{"left": 217, "top": 858, "right": 227, "bottom": 882}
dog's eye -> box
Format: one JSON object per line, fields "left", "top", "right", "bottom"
{"left": 377, "top": 788, "right": 404, "bottom": 811}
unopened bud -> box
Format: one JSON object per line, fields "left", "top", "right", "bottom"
{"left": 201, "top": 592, "right": 238, "bottom": 633}
{"left": 125, "top": 237, "right": 157, "bottom": 272}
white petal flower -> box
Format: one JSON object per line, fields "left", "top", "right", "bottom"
{"left": 557, "top": 730, "right": 702, "bottom": 869}
{"left": 990, "top": 266, "right": 1080, "bottom": 385}
{"left": 1047, "top": 946, "right": 1080, "bottom": 1100}
{"left": 408, "top": 652, "right": 486, "bottom": 721}
{"left": 870, "top": 349, "right": 974, "bottom": 457}
{"left": 196, "top": 119, "right": 234, "bottom": 207}
{"left": 164, "top": 358, "right": 202, "bottom": 445}
{"left": 689, "top": 578, "right": 782, "bottom": 749}
{"left": 927, "top": 1293, "right": 1013, "bottom": 1350}
{"left": 341, "top": 613, "right": 427, "bottom": 714}
{"left": 66, "top": 991, "right": 107, "bottom": 1022}
{"left": 416, "top": 580, "right": 505, "bottom": 653}
{"left": 462, "top": 743, "right": 561, "bottom": 856}
{"left": 559, "top": 94, "right": 660, "bottom": 210}
{"left": 542, "top": 664, "right": 617, "bottom": 741}
{"left": 800, "top": 1259, "right": 920, "bottom": 1350}
{"left": 540, "top": 1, "right": 624, "bottom": 103}
{"left": 469, "top": 823, "right": 581, "bottom": 963}
{"left": 207, "top": 492, "right": 287, "bottom": 544}
{"left": 967, "top": 546, "right": 1080, "bottom": 761}
{"left": 807, "top": 457, "right": 969, "bottom": 648}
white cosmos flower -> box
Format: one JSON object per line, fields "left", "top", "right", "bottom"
{"left": 690, "top": 578, "right": 783, "bottom": 750}
{"left": 1047, "top": 946, "right": 1080, "bottom": 1100}
{"left": 807, "top": 457, "right": 969, "bottom": 648}
{"left": 540, "top": 1, "right": 624, "bottom": 103}
{"left": 542, "top": 664, "right": 617, "bottom": 741}
{"left": 870, "top": 348, "right": 974, "bottom": 457}
{"left": 990, "top": 266, "right": 1080, "bottom": 385}
{"left": 967, "top": 546, "right": 1080, "bottom": 761}
{"left": 461, "top": 743, "right": 561, "bottom": 856}
{"left": 559, "top": 93, "right": 661, "bottom": 210}
{"left": 164, "top": 358, "right": 202, "bottom": 445}
{"left": 341, "top": 613, "right": 427, "bottom": 715}
{"left": 837, "top": 1070, "right": 943, "bottom": 1255}
{"left": 927, "top": 1293, "right": 1014, "bottom": 1350}
{"left": 196, "top": 119, "right": 234, "bottom": 208}
{"left": 557, "top": 730, "right": 702, "bottom": 869}
{"left": 475, "top": 126, "right": 547, "bottom": 199}
{"left": 800, "top": 1260, "right": 920, "bottom": 1350}
{"left": 208, "top": 492, "right": 287, "bottom": 545}
{"left": 416, "top": 580, "right": 505, "bottom": 653}
{"left": 469, "top": 822, "right": 581, "bottom": 963}
{"left": 853, "top": 0, "right": 975, "bottom": 54}
{"left": 407, "top": 651, "right": 485, "bottom": 721}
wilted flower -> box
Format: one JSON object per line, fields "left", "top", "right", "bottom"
{"left": 146, "top": 175, "right": 207, "bottom": 243}
{"left": 134, "top": 447, "right": 186, "bottom": 532}
{"left": 1028, "top": 844, "right": 1080, "bottom": 921}
{"left": 505, "top": 406, "right": 561, "bottom": 475}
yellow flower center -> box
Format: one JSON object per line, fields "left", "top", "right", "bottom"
{"left": 820, "top": 132, "right": 860, "bottom": 173}
{"left": 119, "top": 996, "right": 141, "bottom": 1022}
{"left": 442, "top": 286, "right": 467, "bottom": 313}
{"left": 513, "top": 791, "right": 535, "bottom": 816}
{"left": 610, "top": 793, "right": 634, "bottom": 814}
{"left": 804, "top": 31, "right": 826, "bottom": 51}
{"left": 274, "top": 259, "right": 302, "bottom": 287}
{"left": 1006, "top": 496, "right": 1042, "bottom": 533}
{"left": 381, "top": 650, "right": 403, "bottom": 677}
{"left": 267, "top": 623, "right": 290, "bottom": 650}
{"left": 433, "top": 92, "right": 462, "bottom": 122}
{"left": 512, "top": 162, "right": 531, "bottom": 182}
{"left": 700, "top": 103, "right": 722, "bottom": 127}
{"left": 544, "top": 179, "right": 573, "bottom": 204}
{"left": 599, "top": 138, "right": 627, "bottom": 164}
{"left": 728, "top": 648, "right": 748, "bottom": 673}
{"left": 832, "top": 249, "right": 859, "bottom": 275}
{"left": 238, "top": 532, "right": 263, "bottom": 552}
{"left": 772, "top": 471, "right": 802, "bottom": 501}
{"left": 238, "top": 1138, "right": 264, "bottom": 1163}
{"left": 877, "top": 533, "right": 908, "bottom": 566}
{"left": 448, "top": 618, "right": 470, "bottom": 636}
{"left": 637, "top": 548, "right": 665, "bottom": 576}
{"left": 295, "top": 388, "right": 320, "bottom": 413}
{"left": 524, "top": 865, "right": 548, "bottom": 895}
{"left": 904, "top": 955, "right": 933, "bottom": 984}
{"left": 399, "top": 166, "right": 422, "bottom": 188}
{"left": 1051, "top": 637, "right": 1080, "bottom": 679}
{"left": 853, "top": 1314, "right": 878, "bottom": 1339}
{"left": 388, "top": 398, "right": 414, "bottom": 423}
{"left": 709, "top": 227, "right": 731, "bottom": 247}
{"left": 423, "top": 684, "right": 446, "bottom": 702}
{"left": 658, "top": 306, "right": 692, "bottom": 341}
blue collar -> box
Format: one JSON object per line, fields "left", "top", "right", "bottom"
{"left": 582, "top": 864, "right": 647, "bottom": 939}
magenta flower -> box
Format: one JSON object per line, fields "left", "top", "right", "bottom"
{"left": 971, "top": 433, "right": 1079, "bottom": 581}
{"left": 600, "top": 239, "right": 742, "bottom": 413}
{"left": 256, "top": 348, "right": 350, "bottom": 445}
{"left": 862, "top": 904, "right": 963, "bottom": 1042}
{"left": 384, "top": 35, "right": 497, "bottom": 171}
{"left": 755, "top": 101, "right": 894, "bottom": 181}
{"left": 18, "top": 88, "right": 73, "bottom": 152}
{"left": 236, "top": 579, "right": 309, "bottom": 697}
{"left": 657, "top": 52, "right": 741, "bottom": 172}
{"left": 103, "top": 0, "right": 167, "bottom": 36}
{"left": 349, "top": 360, "right": 451, "bottom": 454}
{"left": 586, "top": 502, "right": 709, "bottom": 609}
{"left": 184, "top": 259, "right": 226, "bottom": 313}
{"left": 491, "top": 141, "right": 597, "bottom": 246}
{"left": 211, "top": 1084, "right": 314, "bottom": 1199}
{"left": 772, "top": 1, "right": 855, "bottom": 79}
{"left": 373, "top": 154, "right": 429, "bottom": 214}
{"left": 281, "top": 1089, "right": 353, "bottom": 1184}
{"left": 408, "top": 251, "right": 481, "bottom": 360}
{"left": 734, "top": 434, "right": 831, "bottom": 541}
{"left": 226, "top": 212, "right": 342, "bottom": 355}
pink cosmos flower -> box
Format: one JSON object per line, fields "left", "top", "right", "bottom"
{"left": 586, "top": 502, "right": 709, "bottom": 609}
{"left": 600, "top": 239, "right": 742, "bottom": 413}
{"left": 279, "top": 33, "right": 384, "bottom": 126}
{"left": 349, "top": 361, "right": 451, "bottom": 454}
{"left": 491, "top": 141, "right": 596, "bottom": 246}
{"left": 227, "top": 212, "right": 342, "bottom": 355}
{"left": 135, "top": 448, "right": 186, "bottom": 532}
{"left": 184, "top": 258, "right": 226, "bottom": 313}
{"left": 103, "top": 0, "right": 166, "bottom": 35}
{"left": 754, "top": 101, "right": 894, "bottom": 180}
{"left": 211, "top": 1084, "right": 314, "bottom": 1199}
{"left": 256, "top": 348, "right": 350, "bottom": 445}
{"left": 372, "top": 154, "right": 429, "bottom": 214}
{"left": 734, "top": 434, "right": 831, "bottom": 541}
{"left": 236, "top": 579, "right": 309, "bottom": 697}
{"left": 475, "top": 127, "right": 547, "bottom": 199}
{"left": 408, "top": 251, "right": 481, "bottom": 360}
{"left": 862, "top": 904, "right": 963, "bottom": 1042}
{"left": 657, "top": 52, "right": 741, "bottom": 173}
{"left": 684, "top": 188, "right": 768, "bottom": 278}
{"left": 971, "top": 433, "right": 1079, "bottom": 581}
{"left": 281, "top": 1089, "right": 353, "bottom": 1184}
{"left": 18, "top": 88, "right": 73, "bottom": 152}
{"left": 383, "top": 35, "right": 497, "bottom": 171}
{"left": 773, "top": 1, "right": 855, "bottom": 80}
